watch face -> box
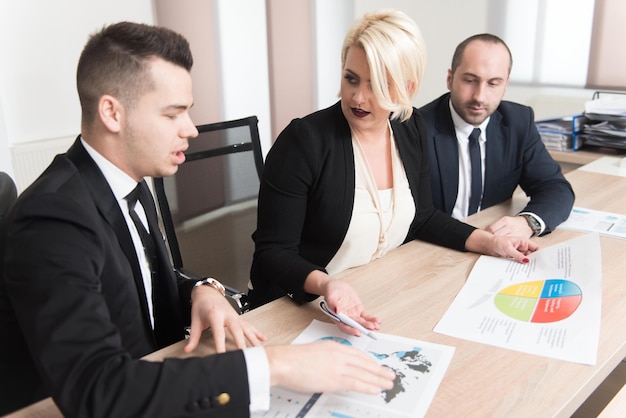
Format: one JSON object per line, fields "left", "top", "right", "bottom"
{"left": 524, "top": 215, "right": 541, "bottom": 233}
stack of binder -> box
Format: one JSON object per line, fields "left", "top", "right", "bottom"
{"left": 580, "top": 92, "right": 626, "bottom": 150}
{"left": 535, "top": 114, "right": 586, "bottom": 151}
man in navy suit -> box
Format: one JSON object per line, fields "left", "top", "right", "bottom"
{"left": 420, "top": 34, "right": 574, "bottom": 237}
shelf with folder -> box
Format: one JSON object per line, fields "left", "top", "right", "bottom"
{"left": 581, "top": 91, "right": 626, "bottom": 150}
{"left": 539, "top": 92, "right": 626, "bottom": 171}
{"left": 536, "top": 114, "right": 586, "bottom": 151}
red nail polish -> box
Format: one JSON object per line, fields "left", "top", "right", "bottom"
{"left": 522, "top": 257, "right": 529, "bottom": 264}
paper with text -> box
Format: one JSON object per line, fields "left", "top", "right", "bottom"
{"left": 434, "top": 233, "right": 601, "bottom": 365}
{"left": 560, "top": 206, "right": 626, "bottom": 238}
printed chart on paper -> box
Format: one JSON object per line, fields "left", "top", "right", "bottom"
{"left": 252, "top": 320, "right": 454, "bottom": 418}
{"left": 434, "top": 233, "right": 602, "bottom": 365}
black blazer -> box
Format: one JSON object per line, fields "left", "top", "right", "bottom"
{"left": 0, "top": 139, "right": 250, "bottom": 417}
{"left": 420, "top": 93, "right": 574, "bottom": 233}
{"left": 250, "top": 102, "right": 476, "bottom": 308}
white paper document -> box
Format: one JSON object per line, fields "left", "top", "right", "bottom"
{"left": 559, "top": 206, "right": 626, "bottom": 239}
{"left": 579, "top": 156, "right": 626, "bottom": 178}
{"left": 434, "top": 233, "right": 601, "bottom": 365}
{"left": 253, "top": 320, "right": 455, "bottom": 418}
{"left": 585, "top": 96, "right": 626, "bottom": 116}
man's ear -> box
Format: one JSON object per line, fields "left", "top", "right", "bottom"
{"left": 98, "top": 95, "right": 123, "bottom": 133}
{"left": 446, "top": 69, "right": 453, "bottom": 91}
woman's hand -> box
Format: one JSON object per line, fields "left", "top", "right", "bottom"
{"left": 304, "top": 270, "right": 381, "bottom": 337}
{"left": 465, "top": 229, "right": 540, "bottom": 263}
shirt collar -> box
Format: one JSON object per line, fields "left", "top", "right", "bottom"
{"left": 80, "top": 136, "right": 139, "bottom": 201}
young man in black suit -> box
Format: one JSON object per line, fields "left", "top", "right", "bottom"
{"left": 420, "top": 34, "right": 574, "bottom": 238}
{"left": 0, "top": 22, "right": 394, "bottom": 417}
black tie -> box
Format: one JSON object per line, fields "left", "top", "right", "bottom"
{"left": 125, "top": 180, "right": 184, "bottom": 346}
{"left": 125, "top": 182, "right": 158, "bottom": 280}
{"left": 468, "top": 128, "right": 482, "bottom": 215}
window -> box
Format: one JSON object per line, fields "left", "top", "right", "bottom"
{"left": 489, "top": 0, "right": 595, "bottom": 87}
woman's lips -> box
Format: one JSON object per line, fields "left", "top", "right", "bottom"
{"left": 351, "top": 107, "right": 369, "bottom": 118}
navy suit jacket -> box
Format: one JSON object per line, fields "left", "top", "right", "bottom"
{"left": 419, "top": 93, "right": 574, "bottom": 234}
{"left": 0, "top": 138, "right": 250, "bottom": 417}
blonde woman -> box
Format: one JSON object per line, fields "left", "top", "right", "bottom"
{"left": 250, "top": 10, "right": 538, "bottom": 335}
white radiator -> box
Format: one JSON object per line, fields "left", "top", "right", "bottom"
{"left": 10, "top": 136, "right": 74, "bottom": 193}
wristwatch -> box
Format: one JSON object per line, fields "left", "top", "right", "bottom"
{"left": 193, "top": 277, "right": 226, "bottom": 297}
{"left": 520, "top": 214, "right": 542, "bottom": 237}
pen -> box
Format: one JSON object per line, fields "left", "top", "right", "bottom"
{"left": 319, "top": 300, "right": 378, "bottom": 340}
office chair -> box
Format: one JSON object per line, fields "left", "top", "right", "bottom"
{"left": 0, "top": 172, "right": 18, "bottom": 223}
{"left": 154, "top": 116, "right": 263, "bottom": 314}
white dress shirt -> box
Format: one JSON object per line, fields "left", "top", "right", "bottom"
{"left": 446, "top": 103, "right": 546, "bottom": 234}
{"left": 448, "top": 101, "right": 489, "bottom": 220}
{"left": 326, "top": 124, "right": 415, "bottom": 275}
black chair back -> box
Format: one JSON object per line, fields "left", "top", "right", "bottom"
{"left": 154, "top": 116, "right": 263, "bottom": 313}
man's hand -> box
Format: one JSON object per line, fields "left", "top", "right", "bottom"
{"left": 184, "top": 285, "right": 266, "bottom": 354}
{"left": 485, "top": 215, "right": 533, "bottom": 238}
{"left": 266, "top": 341, "right": 395, "bottom": 394}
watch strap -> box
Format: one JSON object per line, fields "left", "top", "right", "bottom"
{"left": 521, "top": 214, "right": 541, "bottom": 237}
{"left": 193, "top": 277, "right": 226, "bottom": 297}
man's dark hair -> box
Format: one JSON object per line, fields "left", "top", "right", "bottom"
{"left": 77, "top": 21, "right": 193, "bottom": 127}
{"left": 451, "top": 33, "right": 512, "bottom": 75}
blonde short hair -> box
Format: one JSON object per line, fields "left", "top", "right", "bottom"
{"left": 341, "top": 9, "right": 426, "bottom": 121}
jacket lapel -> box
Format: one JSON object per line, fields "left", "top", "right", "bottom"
{"left": 432, "top": 98, "right": 460, "bottom": 214}
{"left": 484, "top": 111, "right": 506, "bottom": 206}
{"left": 65, "top": 138, "right": 154, "bottom": 332}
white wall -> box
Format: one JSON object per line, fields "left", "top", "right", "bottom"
{"left": 215, "top": 0, "right": 272, "bottom": 157}
{"left": 0, "top": 0, "right": 155, "bottom": 190}
{"left": 312, "top": 0, "right": 354, "bottom": 109}
{"left": 0, "top": 89, "right": 10, "bottom": 175}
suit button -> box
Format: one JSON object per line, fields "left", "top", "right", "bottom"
{"left": 185, "top": 401, "right": 200, "bottom": 413}
{"left": 214, "top": 392, "right": 230, "bottom": 406}
{"left": 199, "top": 397, "right": 211, "bottom": 408}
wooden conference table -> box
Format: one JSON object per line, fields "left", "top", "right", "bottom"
{"left": 10, "top": 168, "right": 626, "bottom": 418}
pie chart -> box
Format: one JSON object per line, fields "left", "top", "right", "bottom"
{"left": 494, "top": 279, "right": 582, "bottom": 323}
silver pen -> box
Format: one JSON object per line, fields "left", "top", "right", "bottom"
{"left": 320, "top": 300, "right": 378, "bottom": 340}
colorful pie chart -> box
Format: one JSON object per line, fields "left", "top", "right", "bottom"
{"left": 494, "top": 279, "right": 582, "bottom": 323}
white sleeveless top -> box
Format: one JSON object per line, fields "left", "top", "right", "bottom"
{"left": 325, "top": 124, "right": 416, "bottom": 275}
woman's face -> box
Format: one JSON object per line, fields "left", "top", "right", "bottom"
{"left": 340, "top": 46, "right": 391, "bottom": 135}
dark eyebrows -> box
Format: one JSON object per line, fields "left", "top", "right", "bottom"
{"left": 461, "top": 72, "right": 505, "bottom": 83}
